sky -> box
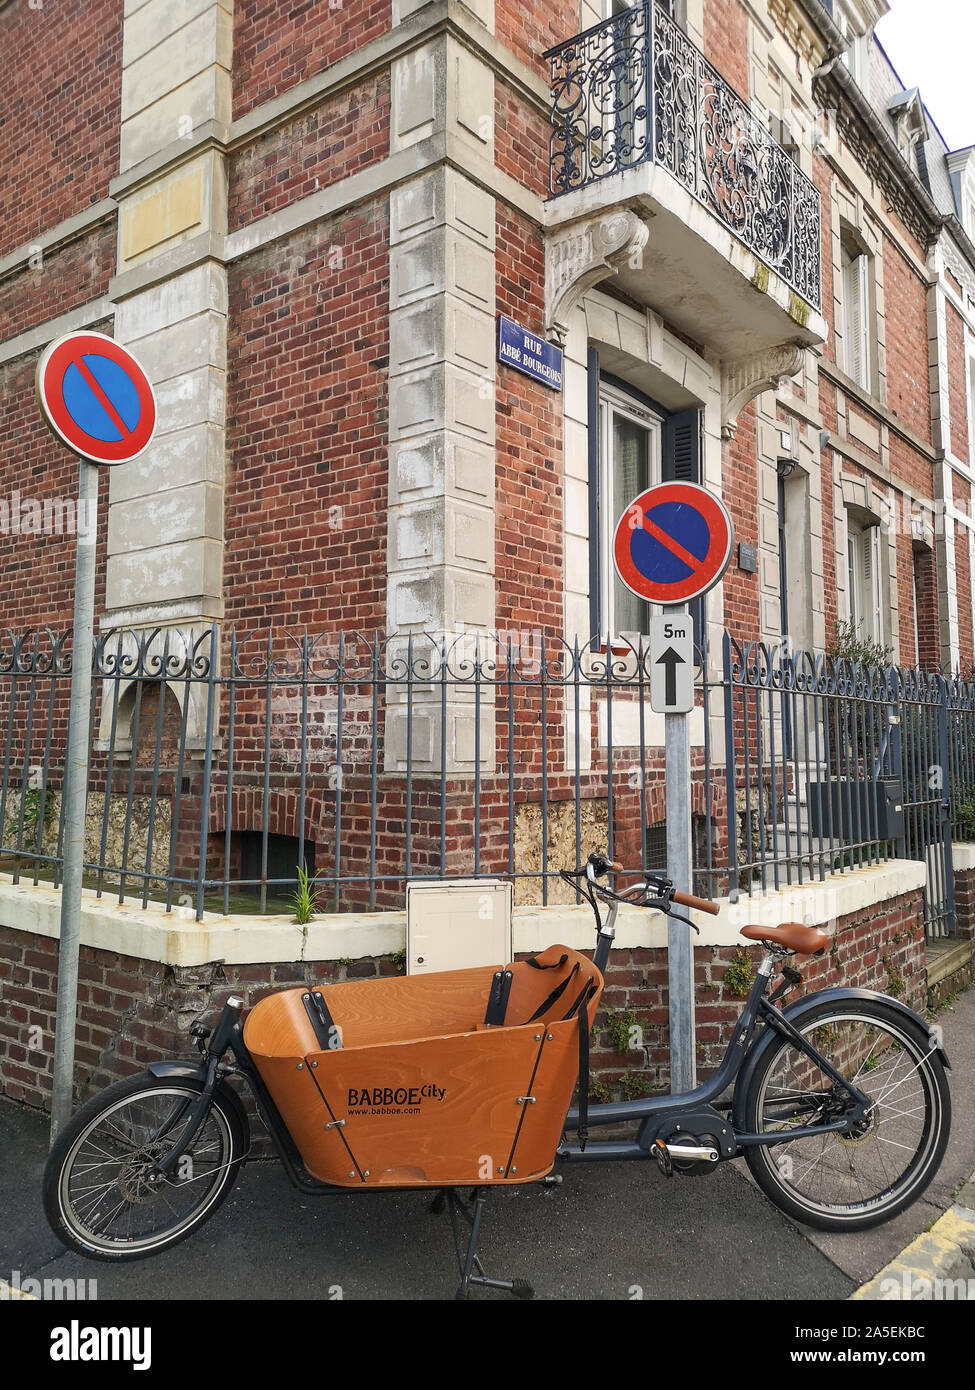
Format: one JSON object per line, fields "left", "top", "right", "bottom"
{"left": 874, "top": 1, "right": 975, "bottom": 152}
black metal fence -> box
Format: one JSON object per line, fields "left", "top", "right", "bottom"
{"left": 0, "top": 625, "right": 970, "bottom": 933}
{"left": 544, "top": 1, "right": 822, "bottom": 309}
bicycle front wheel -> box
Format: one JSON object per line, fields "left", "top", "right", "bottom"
{"left": 44, "top": 1072, "right": 248, "bottom": 1260}
{"left": 741, "top": 998, "right": 950, "bottom": 1232}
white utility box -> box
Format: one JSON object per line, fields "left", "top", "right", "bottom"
{"left": 405, "top": 879, "right": 513, "bottom": 974}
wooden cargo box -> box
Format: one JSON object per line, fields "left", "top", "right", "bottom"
{"left": 243, "top": 945, "right": 602, "bottom": 1188}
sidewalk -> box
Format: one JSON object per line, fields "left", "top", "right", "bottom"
{"left": 1, "top": 985, "right": 972, "bottom": 1301}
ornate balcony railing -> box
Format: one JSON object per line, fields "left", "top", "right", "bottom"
{"left": 544, "top": 2, "right": 822, "bottom": 311}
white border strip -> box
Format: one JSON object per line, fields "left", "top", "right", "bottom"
{"left": 0, "top": 860, "right": 927, "bottom": 968}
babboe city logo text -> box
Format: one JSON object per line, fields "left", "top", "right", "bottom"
{"left": 347, "top": 1081, "right": 446, "bottom": 1114}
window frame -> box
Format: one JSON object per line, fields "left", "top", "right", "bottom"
{"left": 847, "top": 516, "right": 886, "bottom": 647}
{"left": 840, "top": 235, "right": 874, "bottom": 394}
{"left": 597, "top": 378, "right": 665, "bottom": 644}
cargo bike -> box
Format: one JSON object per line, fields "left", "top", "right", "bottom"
{"left": 44, "top": 854, "right": 952, "bottom": 1299}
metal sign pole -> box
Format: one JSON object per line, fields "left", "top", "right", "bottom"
{"left": 36, "top": 331, "right": 157, "bottom": 1141}
{"left": 613, "top": 480, "right": 733, "bottom": 1098}
{"left": 50, "top": 459, "right": 99, "bottom": 1139}
{"left": 663, "top": 603, "right": 696, "bottom": 1093}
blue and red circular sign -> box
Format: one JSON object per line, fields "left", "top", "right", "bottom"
{"left": 613, "top": 481, "right": 735, "bottom": 604}
{"left": 35, "top": 332, "right": 157, "bottom": 465}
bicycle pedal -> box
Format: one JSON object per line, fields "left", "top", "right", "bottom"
{"left": 653, "top": 1139, "right": 674, "bottom": 1178}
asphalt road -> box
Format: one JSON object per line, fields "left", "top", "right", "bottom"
{"left": 2, "top": 986, "right": 971, "bottom": 1302}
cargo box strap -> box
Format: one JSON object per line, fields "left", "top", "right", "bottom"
{"left": 526, "top": 952, "right": 569, "bottom": 970}
{"left": 566, "top": 979, "right": 598, "bottom": 1151}
{"left": 302, "top": 990, "right": 341, "bottom": 1050}
{"left": 484, "top": 970, "right": 513, "bottom": 1027}
{"left": 526, "top": 961, "right": 580, "bottom": 1023}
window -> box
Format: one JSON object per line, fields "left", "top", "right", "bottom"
{"left": 589, "top": 363, "right": 703, "bottom": 642}
{"left": 833, "top": 6, "right": 866, "bottom": 85}
{"left": 598, "top": 381, "right": 663, "bottom": 641}
{"left": 610, "top": 0, "right": 683, "bottom": 20}
{"left": 847, "top": 519, "right": 885, "bottom": 646}
{"left": 239, "top": 832, "right": 315, "bottom": 900}
{"left": 841, "top": 235, "right": 873, "bottom": 392}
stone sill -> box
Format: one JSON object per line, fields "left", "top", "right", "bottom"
{"left": 0, "top": 859, "right": 927, "bottom": 969}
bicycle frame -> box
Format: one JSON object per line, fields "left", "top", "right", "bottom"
{"left": 555, "top": 893, "right": 874, "bottom": 1166}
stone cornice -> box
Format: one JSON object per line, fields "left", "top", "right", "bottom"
{"left": 819, "top": 356, "right": 938, "bottom": 461}
{"left": 769, "top": 0, "right": 846, "bottom": 68}
{"left": 0, "top": 199, "right": 117, "bottom": 287}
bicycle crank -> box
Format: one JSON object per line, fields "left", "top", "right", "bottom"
{"left": 656, "top": 1135, "right": 720, "bottom": 1176}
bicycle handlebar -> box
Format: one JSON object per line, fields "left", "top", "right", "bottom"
{"left": 672, "top": 888, "right": 720, "bottom": 916}
{"left": 561, "top": 855, "right": 720, "bottom": 915}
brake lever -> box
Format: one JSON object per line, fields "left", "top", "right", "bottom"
{"left": 666, "top": 908, "right": 701, "bottom": 935}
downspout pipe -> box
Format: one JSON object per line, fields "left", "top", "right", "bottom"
{"left": 792, "top": 0, "right": 849, "bottom": 65}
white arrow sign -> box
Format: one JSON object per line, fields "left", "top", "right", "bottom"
{"left": 649, "top": 613, "right": 694, "bottom": 714}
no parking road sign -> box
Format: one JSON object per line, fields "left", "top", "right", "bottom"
{"left": 36, "top": 330, "right": 158, "bottom": 1138}
{"left": 36, "top": 331, "right": 157, "bottom": 465}
{"left": 612, "top": 480, "right": 734, "bottom": 1095}
{"left": 613, "top": 481, "right": 734, "bottom": 606}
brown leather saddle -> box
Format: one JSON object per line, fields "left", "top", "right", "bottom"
{"left": 739, "top": 922, "right": 830, "bottom": 955}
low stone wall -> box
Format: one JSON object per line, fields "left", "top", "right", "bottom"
{"left": 0, "top": 861, "right": 929, "bottom": 1114}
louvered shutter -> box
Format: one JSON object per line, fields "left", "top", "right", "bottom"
{"left": 868, "top": 525, "right": 884, "bottom": 642}
{"left": 663, "top": 408, "right": 704, "bottom": 643}
{"left": 847, "top": 530, "right": 861, "bottom": 630}
{"left": 843, "top": 253, "right": 864, "bottom": 387}
{"left": 662, "top": 408, "right": 702, "bottom": 484}
{"left": 843, "top": 252, "right": 871, "bottom": 391}
{"left": 861, "top": 526, "right": 873, "bottom": 637}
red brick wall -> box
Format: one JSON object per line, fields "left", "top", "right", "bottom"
{"left": 495, "top": 205, "right": 563, "bottom": 633}
{"left": 912, "top": 544, "right": 940, "bottom": 671}
{"left": 228, "top": 75, "right": 391, "bottom": 232}
{"left": 888, "top": 431, "right": 932, "bottom": 500}
{"left": 0, "top": 0, "right": 122, "bottom": 253}
{"left": 703, "top": 0, "right": 749, "bottom": 95}
{"left": 883, "top": 237, "right": 932, "bottom": 446}
{"left": 224, "top": 203, "right": 389, "bottom": 632}
{"left": 0, "top": 222, "right": 116, "bottom": 342}
{"left": 954, "top": 864, "right": 975, "bottom": 941}
{"left": 495, "top": 79, "right": 550, "bottom": 199}
{"left": 721, "top": 409, "right": 760, "bottom": 644}
{"left": 814, "top": 157, "right": 836, "bottom": 370}
{"left": 232, "top": 0, "right": 390, "bottom": 120}
{"left": 496, "top": 0, "right": 569, "bottom": 72}
{"left": 953, "top": 470, "right": 974, "bottom": 669}
{"left": 0, "top": 885, "right": 926, "bottom": 1111}
{"left": 946, "top": 300, "right": 971, "bottom": 463}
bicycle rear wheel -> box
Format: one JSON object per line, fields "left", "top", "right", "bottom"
{"left": 44, "top": 1072, "right": 248, "bottom": 1260}
{"left": 741, "top": 998, "right": 950, "bottom": 1232}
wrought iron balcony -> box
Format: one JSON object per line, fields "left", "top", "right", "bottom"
{"left": 544, "top": 2, "right": 822, "bottom": 311}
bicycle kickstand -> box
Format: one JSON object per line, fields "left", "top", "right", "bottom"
{"left": 437, "top": 1187, "right": 534, "bottom": 1301}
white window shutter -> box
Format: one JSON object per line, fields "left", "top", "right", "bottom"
{"left": 856, "top": 254, "right": 871, "bottom": 391}
{"left": 861, "top": 527, "right": 874, "bottom": 640}
{"left": 843, "top": 255, "right": 862, "bottom": 386}
{"left": 847, "top": 529, "right": 860, "bottom": 630}
{"left": 869, "top": 526, "right": 884, "bottom": 642}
